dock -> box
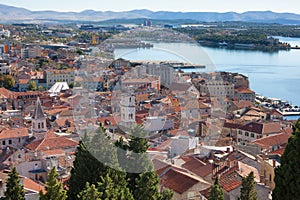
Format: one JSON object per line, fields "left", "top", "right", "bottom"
{"left": 277, "top": 109, "right": 300, "bottom": 116}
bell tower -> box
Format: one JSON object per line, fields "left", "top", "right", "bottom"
{"left": 120, "top": 94, "right": 136, "bottom": 128}
{"left": 32, "top": 97, "right": 47, "bottom": 139}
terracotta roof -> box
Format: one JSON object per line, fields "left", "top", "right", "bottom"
{"left": 25, "top": 130, "right": 78, "bottom": 151}
{"left": 59, "top": 110, "right": 74, "bottom": 118}
{"left": 181, "top": 156, "right": 213, "bottom": 178}
{"left": 0, "top": 87, "right": 13, "bottom": 98}
{"left": 269, "top": 147, "right": 285, "bottom": 156}
{"left": 232, "top": 100, "right": 253, "bottom": 109}
{"left": 97, "top": 116, "right": 117, "bottom": 126}
{"left": 159, "top": 168, "right": 200, "bottom": 194}
{"left": 252, "top": 131, "right": 291, "bottom": 150}
{"left": 54, "top": 118, "right": 74, "bottom": 127}
{"left": 44, "top": 107, "right": 69, "bottom": 116}
{"left": 42, "top": 148, "right": 64, "bottom": 156}
{"left": 270, "top": 109, "right": 283, "bottom": 117}
{"left": 18, "top": 79, "right": 30, "bottom": 85}
{"left": 235, "top": 88, "right": 254, "bottom": 94}
{"left": 23, "top": 177, "right": 46, "bottom": 194}
{"left": 219, "top": 166, "right": 242, "bottom": 192}
{"left": 0, "top": 128, "right": 28, "bottom": 140}
{"left": 238, "top": 122, "right": 282, "bottom": 135}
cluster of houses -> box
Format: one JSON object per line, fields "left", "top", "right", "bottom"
{"left": 0, "top": 24, "right": 295, "bottom": 200}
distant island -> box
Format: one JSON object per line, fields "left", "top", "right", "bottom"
{"left": 1, "top": 4, "right": 300, "bottom": 24}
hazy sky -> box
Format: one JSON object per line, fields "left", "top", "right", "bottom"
{"left": 0, "top": 0, "right": 300, "bottom": 14}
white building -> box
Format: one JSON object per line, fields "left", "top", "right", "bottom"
{"left": 120, "top": 94, "right": 136, "bottom": 128}
{"left": 199, "top": 80, "right": 234, "bottom": 98}
{"left": 170, "top": 136, "right": 199, "bottom": 157}
{"left": 143, "top": 116, "right": 174, "bottom": 132}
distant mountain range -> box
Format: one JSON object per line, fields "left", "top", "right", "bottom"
{"left": 1, "top": 4, "right": 300, "bottom": 24}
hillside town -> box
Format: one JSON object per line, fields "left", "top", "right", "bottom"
{"left": 0, "top": 23, "right": 297, "bottom": 200}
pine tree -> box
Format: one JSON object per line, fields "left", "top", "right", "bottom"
{"left": 68, "top": 125, "right": 122, "bottom": 200}
{"left": 4, "top": 167, "right": 25, "bottom": 200}
{"left": 273, "top": 119, "right": 300, "bottom": 200}
{"left": 159, "top": 189, "right": 174, "bottom": 200}
{"left": 39, "top": 167, "right": 67, "bottom": 200}
{"left": 77, "top": 183, "right": 101, "bottom": 200}
{"left": 240, "top": 171, "right": 257, "bottom": 200}
{"left": 209, "top": 177, "right": 224, "bottom": 200}
{"left": 115, "top": 125, "right": 169, "bottom": 200}
{"left": 98, "top": 173, "right": 134, "bottom": 200}
{"left": 67, "top": 141, "right": 102, "bottom": 200}
{"left": 134, "top": 172, "right": 161, "bottom": 200}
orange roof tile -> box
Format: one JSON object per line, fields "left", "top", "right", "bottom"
{"left": 160, "top": 168, "right": 199, "bottom": 194}
{"left": 0, "top": 128, "right": 28, "bottom": 140}
{"left": 25, "top": 130, "right": 78, "bottom": 151}
{"left": 252, "top": 131, "right": 291, "bottom": 150}
{"left": 23, "top": 177, "right": 46, "bottom": 194}
{"left": 181, "top": 156, "right": 213, "bottom": 178}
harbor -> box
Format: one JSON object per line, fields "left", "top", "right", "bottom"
{"left": 256, "top": 96, "right": 300, "bottom": 118}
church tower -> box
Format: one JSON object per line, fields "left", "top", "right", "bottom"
{"left": 32, "top": 97, "right": 47, "bottom": 139}
{"left": 120, "top": 94, "right": 136, "bottom": 128}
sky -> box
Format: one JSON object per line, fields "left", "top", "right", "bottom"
{"left": 0, "top": 0, "right": 300, "bottom": 14}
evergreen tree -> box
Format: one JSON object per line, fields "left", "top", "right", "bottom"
{"left": 134, "top": 171, "right": 161, "bottom": 200}
{"left": 67, "top": 141, "right": 105, "bottom": 200}
{"left": 68, "top": 126, "right": 121, "bottom": 200}
{"left": 240, "top": 172, "right": 257, "bottom": 200}
{"left": 77, "top": 183, "right": 101, "bottom": 200}
{"left": 39, "top": 167, "right": 67, "bottom": 200}
{"left": 115, "top": 125, "right": 169, "bottom": 200}
{"left": 209, "top": 177, "right": 224, "bottom": 200}
{"left": 98, "top": 173, "right": 134, "bottom": 200}
{"left": 4, "top": 167, "right": 25, "bottom": 200}
{"left": 159, "top": 189, "right": 174, "bottom": 200}
{"left": 273, "top": 119, "right": 300, "bottom": 200}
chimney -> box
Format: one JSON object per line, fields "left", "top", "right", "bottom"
{"left": 226, "top": 147, "right": 230, "bottom": 153}
{"left": 262, "top": 153, "right": 268, "bottom": 160}
{"left": 226, "top": 159, "right": 231, "bottom": 168}
{"left": 272, "top": 159, "right": 276, "bottom": 168}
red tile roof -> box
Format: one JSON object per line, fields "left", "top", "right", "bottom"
{"left": 252, "top": 131, "right": 291, "bottom": 150}
{"left": 0, "top": 87, "right": 13, "bottom": 98}
{"left": 159, "top": 168, "right": 200, "bottom": 194}
{"left": 23, "top": 177, "right": 46, "bottom": 194}
{"left": 269, "top": 147, "right": 285, "bottom": 156}
{"left": 0, "top": 128, "right": 28, "bottom": 140}
{"left": 219, "top": 166, "right": 242, "bottom": 192}
{"left": 238, "top": 122, "right": 282, "bottom": 135}
{"left": 25, "top": 130, "right": 78, "bottom": 151}
{"left": 181, "top": 156, "right": 213, "bottom": 178}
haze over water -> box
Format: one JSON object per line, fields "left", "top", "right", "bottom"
{"left": 114, "top": 37, "right": 300, "bottom": 106}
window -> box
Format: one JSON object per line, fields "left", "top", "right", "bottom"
{"left": 38, "top": 123, "right": 41, "bottom": 129}
{"left": 251, "top": 133, "right": 255, "bottom": 138}
{"left": 269, "top": 174, "right": 272, "bottom": 182}
{"left": 9, "top": 140, "right": 12, "bottom": 145}
{"left": 245, "top": 132, "right": 249, "bottom": 137}
{"left": 188, "top": 192, "right": 194, "bottom": 200}
{"left": 238, "top": 130, "right": 242, "bottom": 135}
{"left": 2, "top": 140, "right": 5, "bottom": 145}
